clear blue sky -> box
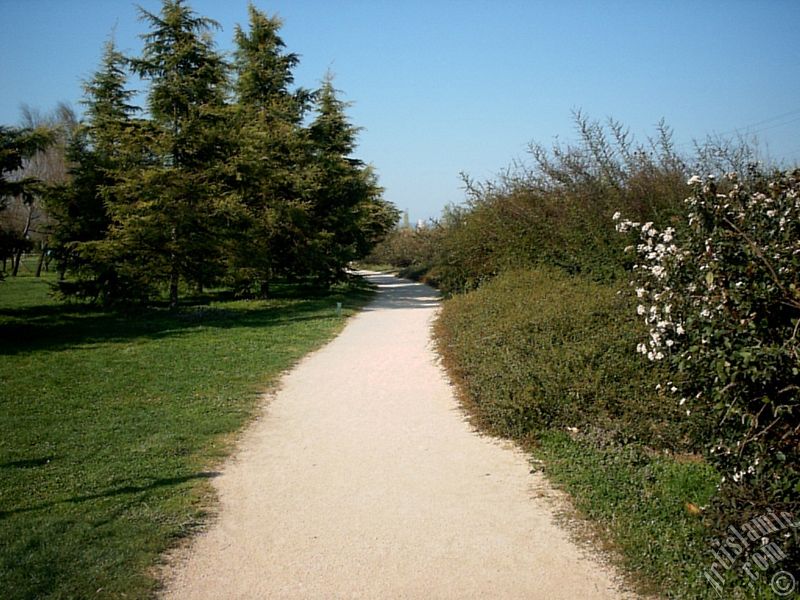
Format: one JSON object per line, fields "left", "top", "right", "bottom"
{"left": 2, "top": 0, "right": 799, "bottom": 222}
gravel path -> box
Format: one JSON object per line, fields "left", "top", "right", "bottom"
{"left": 161, "top": 272, "right": 632, "bottom": 599}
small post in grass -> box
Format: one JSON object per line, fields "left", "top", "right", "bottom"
{"left": 336, "top": 302, "right": 342, "bottom": 317}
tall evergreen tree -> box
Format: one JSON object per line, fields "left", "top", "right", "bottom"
{"left": 306, "top": 76, "right": 398, "bottom": 283}
{"left": 107, "top": 0, "right": 231, "bottom": 306}
{"left": 227, "top": 4, "right": 313, "bottom": 296}
{"left": 47, "top": 40, "right": 139, "bottom": 300}
{"left": 233, "top": 5, "right": 309, "bottom": 121}
{"left": 42, "top": 1, "right": 396, "bottom": 302}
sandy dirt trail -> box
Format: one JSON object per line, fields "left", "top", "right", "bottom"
{"left": 162, "top": 273, "right": 632, "bottom": 599}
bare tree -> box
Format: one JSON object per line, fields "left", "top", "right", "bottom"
{"left": 1, "top": 103, "right": 77, "bottom": 276}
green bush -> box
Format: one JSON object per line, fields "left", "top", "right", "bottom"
{"left": 423, "top": 116, "right": 687, "bottom": 293}
{"left": 435, "top": 267, "right": 687, "bottom": 449}
{"left": 618, "top": 168, "right": 800, "bottom": 579}
{"left": 371, "top": 116, "right": 766, "bottom": 300}
{"left": 364, "top": 225, "right": 440, "bottom": 270}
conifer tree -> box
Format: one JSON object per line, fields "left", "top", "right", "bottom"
{"left": 228, "top": 4, "right": 312, "bottom": 296}
{"left": 42, "top": 1, "right": 396, "bottom": 302}
{"left": 307, "top": 76, "right": 398, "bottom": 283}
{"left": 108, "top": 0, "right": 231, "bottom": 306}
{"left": 47, "top": 40, "right": 138, "bottom": 301}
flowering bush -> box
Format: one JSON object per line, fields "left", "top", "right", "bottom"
{"left": 616, "top": 168, "right": 800, "bottom": 559}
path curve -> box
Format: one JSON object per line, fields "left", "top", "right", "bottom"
{"left": 162, "top": 273, "right": 631, "bottom": 599}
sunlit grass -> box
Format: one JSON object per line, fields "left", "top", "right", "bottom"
{"left": 0, "top": 271, "right": 373, "bottom": 599}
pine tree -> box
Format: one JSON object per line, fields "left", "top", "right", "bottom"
{"left": 109, "top": 0, "right": 231, "bottom": 306}
{"left": 83, "top": 41, "right": 139, "bottom": 160}
{"left": 227, "top": 4, "right": 313, "bottom": 296}
{"left": 307, "top": 76, "right": 398, "bottom": 283}
{"left": 47, "top": 40, "right": 139, "bottom": 301}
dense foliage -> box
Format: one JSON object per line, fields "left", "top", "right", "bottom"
{"left": 18, "top": 0, "right": 397, "bottom": 305}
{"left": 435, "top": 268, "right": 726, "bottom": 597}
{"left": 619, "top": 169, "right": 800, "bottom": 577}
{"left": 436, "top": 267, "right": 683, "bottom": 447}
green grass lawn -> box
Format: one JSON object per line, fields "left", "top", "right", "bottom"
{"left": 533, "top": 431, "right": 719, "bottom": 598}
{"left": 0, "top": 271, "right": 373, "bottom": 599}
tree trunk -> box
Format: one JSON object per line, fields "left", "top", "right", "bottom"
{"left": 35, "top": 243, "right": 48, "bottom": 277}
{"left": 12, "top": 203, "right": 34, "bottom": 277}
{"left": 169, "top": 225, "right": 179, "bottom": 309}
{"left": 11, "top": 250, "right": 22, "bottom": 276}
{"left": 169, "top": 269, "right": 179, "bottom": 309}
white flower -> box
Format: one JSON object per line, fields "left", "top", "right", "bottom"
{"left": 676, "top": 324, "right": 685, "bottom": 335}
{"left": 679, "top": 397, "right": 687, "bottom": 406}
{"left": 688, "top": 175, "right": 702, "bottom": 185}
{"left": 637, "top": 305, "right": 646, "bottom": 315}
{"left": 612, "top": 211, "right": 621, "bottom": 221}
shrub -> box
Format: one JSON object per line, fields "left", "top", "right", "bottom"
{"left": 419, "top": 114, "right": 689, "bottom": 294}
{"left": 363, "top": 225, "right": 440, "bottom": 269}
{"left": 374, "top": 115, "right": 765, "bottom": 298}
{"left": 435, "top": 267, "right": 687, "bottom": 449}
{"left": 617, "top": 168, "right": 800, "bottom": 575}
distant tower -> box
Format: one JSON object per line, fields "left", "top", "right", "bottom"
{"left": 402, "top": 210, "right": 410, "bottom": 230}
